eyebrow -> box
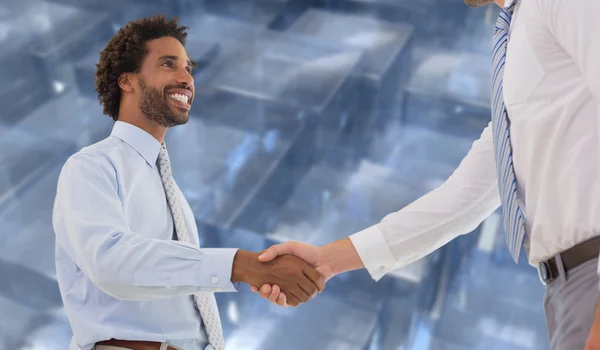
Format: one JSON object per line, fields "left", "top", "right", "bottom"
{"left": 158, "top": 55, "right": 197, "bottom": 69}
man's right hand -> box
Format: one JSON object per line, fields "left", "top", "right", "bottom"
{"left": 249, "top": 239, "right": 364, "bottom": 307}
{"left": 230, "top": 250, "right": 325, "bottom": 307}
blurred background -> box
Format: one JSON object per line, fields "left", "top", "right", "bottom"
{"left": 0, "top": 0, "right": 549, "bottom": 349}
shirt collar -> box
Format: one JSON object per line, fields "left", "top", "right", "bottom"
{"left": 504, "top": 0, "right": 515, "bottom": 8}
{"left": 111, "top": 121, "right": 162, "bottom": 167}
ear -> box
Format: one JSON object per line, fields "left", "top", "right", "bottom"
{"left": 118, "top": 73, "right": 135, "bottom": 92}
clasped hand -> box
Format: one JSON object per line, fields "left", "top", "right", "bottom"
{"left": 249, "top": 241, "right": 335, "bottom": 307}
{"left": 232, "top": 249, "right": 326, "bottom": 307}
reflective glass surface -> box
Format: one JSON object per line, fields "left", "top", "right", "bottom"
{"left": 1, "top": 1, "right": 548, "bottom": 349}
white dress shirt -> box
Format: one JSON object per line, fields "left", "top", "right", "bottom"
{"left": 53, "top": 121, "right": 238, "bottom": 350}
{"left": 350, "top": 0, "right": 600, "bottom": 281}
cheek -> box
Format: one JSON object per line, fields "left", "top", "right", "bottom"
{"left": 155, "top": 85, "right": 167, "bottom": 97}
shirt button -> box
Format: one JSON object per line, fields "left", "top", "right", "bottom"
{"left": 211, "top": 277, "right": 219, "bottom": 284}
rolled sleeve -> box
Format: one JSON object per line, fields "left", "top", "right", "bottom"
{"left": 199, "top": 248, "right": 240, "bottom": 292}
{"left": 349, "top": 225, "right": 397, "bottom": 281}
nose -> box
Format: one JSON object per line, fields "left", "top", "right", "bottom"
{"left": 176, "top": 69, "right": 193, "bottom": 88}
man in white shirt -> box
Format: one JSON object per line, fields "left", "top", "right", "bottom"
{"left": 251, "top": 0, "right": 600, "bottom": 348}
{"left": 53, "top": 15, "right": 325, "bottom": 350}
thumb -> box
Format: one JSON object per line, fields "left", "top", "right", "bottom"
{"left": 258, "top": 242, "right": 296, "bottom": 262}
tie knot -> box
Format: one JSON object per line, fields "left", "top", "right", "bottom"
{"left": 495, "top": 1, "right": 518, "bottom": 33}
{"left": 157, "top": 145, "right": 171, "bottom": 170}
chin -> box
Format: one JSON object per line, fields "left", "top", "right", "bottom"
{"left": 169, "top": 107, "right": 190, "bottom": 125}
{"left": 174, "top": 113, "right": 189, "bottom": 126}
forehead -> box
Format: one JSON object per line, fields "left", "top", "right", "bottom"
{"left": 144, "top": 36, "right": 189, "bottom": 62}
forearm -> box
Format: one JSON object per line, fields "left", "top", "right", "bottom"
{"left": 349, "top": 125, "right": 500, "bottom": 280}
{"left": 320, "top": 238, "right": 364, "bottom": 276}
{"left": 65, "top": 228, "right": 239, "bottom": 300}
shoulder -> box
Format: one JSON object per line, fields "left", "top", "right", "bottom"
{"left": 59, "top": 137, "right": 124, "bottom": 182}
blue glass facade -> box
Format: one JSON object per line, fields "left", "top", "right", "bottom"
{"left": 0, "top": 0, "right": 548, "bottom": 348}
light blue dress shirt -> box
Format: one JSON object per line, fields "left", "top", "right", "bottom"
{"left": 52, "top": 121, "right": 239, "bottom": 350}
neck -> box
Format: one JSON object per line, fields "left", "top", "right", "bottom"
{"left": 495, "top": 0, "right": 505, "bottom": 7}
{"left": 117, "top": 101, "right": 167, "bottom": 144}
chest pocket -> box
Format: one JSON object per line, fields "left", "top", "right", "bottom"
{"left": 503, "top": 25, "right": 546, "bottom": 106}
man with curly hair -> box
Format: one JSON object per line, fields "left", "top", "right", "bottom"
{"left": 52, "top": 15, "right": 325, "bottom": 350}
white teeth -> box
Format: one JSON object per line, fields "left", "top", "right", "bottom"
{"left": 168, "top": 93, "right": 189, "bottom": 104}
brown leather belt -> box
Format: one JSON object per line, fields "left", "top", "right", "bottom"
{"left": 96, "top": 339, "right": 178, "bottom": 350}
{"left": 537, "top": 235, "right": 600, "bottom": 285}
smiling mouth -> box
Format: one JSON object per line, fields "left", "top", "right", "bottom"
{"left": 167, "top": 93, "right": 191, "bottom": 105}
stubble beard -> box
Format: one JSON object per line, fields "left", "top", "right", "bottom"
{"left": 138, "top": 76, "right": 189, "bottom": 128}
{"left": 463, "top": 0, "right": 495, "bottom": 8}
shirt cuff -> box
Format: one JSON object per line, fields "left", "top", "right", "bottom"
{"left": 349, "top": 225, "right": 397, "bottom": 281}
{"left": 200, "top": 248, "right": 240, "bottom": 292}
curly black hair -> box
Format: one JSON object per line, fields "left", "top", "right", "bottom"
{"left": 95, "top": 15, "right": 188, "bottom": 121}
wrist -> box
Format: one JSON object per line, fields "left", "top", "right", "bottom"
{"left": 321, "top": 238, "right": 364, "bottom": 276}
{"left": 318, "top": 245, "right": 338, "bottom": 277}
{"left": 231, "top": 250, "right": 260, "bottom": 284}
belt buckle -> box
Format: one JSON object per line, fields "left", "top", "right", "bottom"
{"left": 537, "top": 261, "right": 554, "bottom": 286}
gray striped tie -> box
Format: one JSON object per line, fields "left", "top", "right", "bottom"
{"left": 157, "top": 145, "right": 225, "bottom": 350}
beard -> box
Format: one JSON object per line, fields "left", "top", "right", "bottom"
{"left": 138, "top": 75, "right": 189, "bottom": 128}
{"left": 464, "top": 0, "right": 495, "bottom": 7}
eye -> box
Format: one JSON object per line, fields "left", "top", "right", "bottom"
{"left": 161, "top": 61, "right": 174, "bottom": 68}
{"left": 186, "top": 67, "right": 193, "bottom": 75}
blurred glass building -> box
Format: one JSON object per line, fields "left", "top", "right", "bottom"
{"left": 0, "top": 0, "right": 549, "bottom": 349}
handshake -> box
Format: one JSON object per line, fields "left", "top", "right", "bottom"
{"left": 230, "top": 238, "right": 361, "bottom": 307}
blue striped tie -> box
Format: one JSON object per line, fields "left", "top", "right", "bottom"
{"left": 491, "top": 0, "right": 527, "bottom": 263}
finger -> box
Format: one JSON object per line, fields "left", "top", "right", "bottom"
{"left": 285, "top": 292, "right": 301, "bottom": 307}
{"left": 287, "top": 280, "right": 311, "bottom": 303}
{"left": 283, "top": 286, "right": 304, "bottom": 307}
{"left": 296, "top": 275, "right": 318, "bottom": 301}
{"left": 250, "top": 285, "right": 259, "bottom": 293}
{"left": 302, "top": 265, "right": 326, "bottom": 292}
{"left": 259, "top": 285, "right": 272, "bottom": 299}
{"left": 258, "top": 242, "right": 297, "bottom": 262}
{"left": 268, "top": 285, "right": 281, "bottom": 304}
{"left": 277, "top": 293, "right": 288, "bottom": 307}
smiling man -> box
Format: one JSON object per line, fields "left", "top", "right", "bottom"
{"left": 52, "top": 15, "right": 325, "bottom": 350}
